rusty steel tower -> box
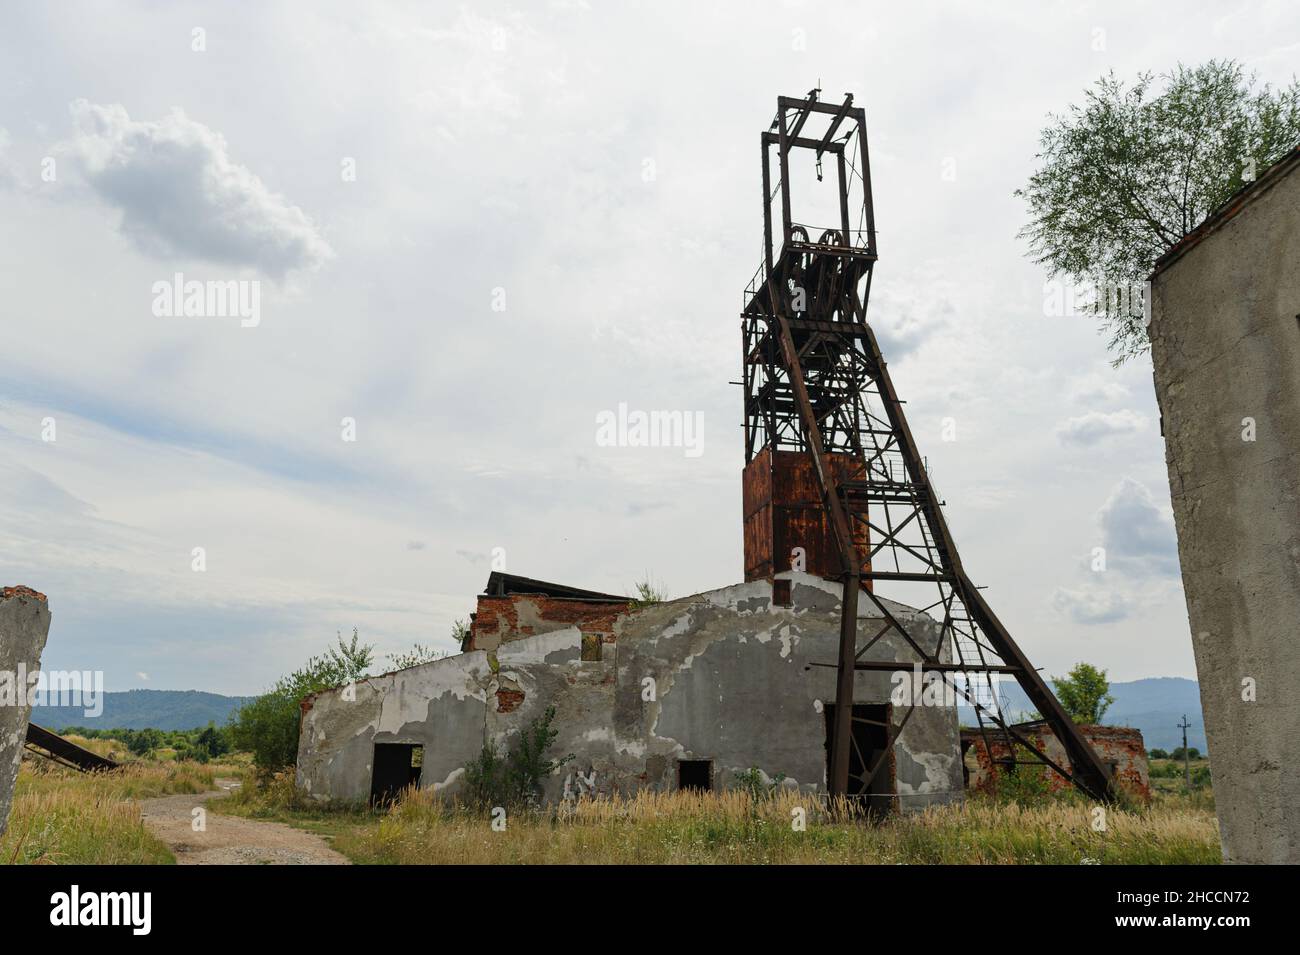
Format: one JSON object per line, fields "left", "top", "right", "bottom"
{"left": 740, "top": 89, "right": 1115, "bottom": 803}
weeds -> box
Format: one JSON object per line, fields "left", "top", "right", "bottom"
{"left": 320, "top": 786, "right": 1219, "bottom": 865}
{"left": 462, "top": 706, "right": 573, "bottom": 811}
{"left": 731, "top": 767, "right": 787, "bottom": 802}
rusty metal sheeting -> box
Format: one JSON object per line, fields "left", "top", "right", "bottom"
{"left": 25, "top": 722, "right": 119, "bottom": 773}
{"left": 743, "top": 448, "right": 871, "bottom": 584}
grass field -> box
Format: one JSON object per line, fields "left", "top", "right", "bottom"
{"left": 209, "top": 772, "right": 1222, "bottom": 865}
{"left": 1147, "top": 757, "right": 1213, "bottom": 797}
{"left": 0, "top": 740, "right": 245, "bottom": 865}
{"left": 4, "top": 747, "right": 1222, "bottom": 865}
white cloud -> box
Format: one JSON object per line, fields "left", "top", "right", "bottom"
{"left": 1051, "top": 587, "right": 1134, "bottom": 625}
{"left": 1097, "top": 478, "right": 1180, "bottom": 579}
{"left": 872, "top": 283, "right": 955, "bottom": 360}
{"left": 1067, "top": 371, "right": 1130, "bottom": 405}
{"left": 1049, "top": 478, "right": 1181, "bottom": 625}
{"left": 6, "top": 0, "right": 1260, "bottom": 686}
{"left": 62, "top": 100, "right": 332, "bottom": 278}
{"left": 1055, "top": 409, "right": 1147, "bottom": 446}
{"left": 0, "top": 128, "right": 22, "bottom": 190}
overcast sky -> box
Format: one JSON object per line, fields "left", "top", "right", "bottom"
{"left": 1, "top": 1, "right": 1295, "bottom": 695}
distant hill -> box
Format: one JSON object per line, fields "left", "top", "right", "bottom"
{"left": 31, "top": 689, "right": 254, "bottom": 732}
{"left": 959, "top": 677, "right": 1206, "bottom": 752}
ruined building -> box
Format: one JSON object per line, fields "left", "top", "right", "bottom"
{"left": 297, "top": 90, "right": 1112, "bottom": 810}
{"left": 962, "top": 724, "right": 1151, "bottom": 802}
{"left": 297, "top": 571, "right": 963, "bottom": 809}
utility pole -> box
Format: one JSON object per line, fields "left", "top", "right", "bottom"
{"left": 1178, "top": 714, "right": 1192, "bottom": 790}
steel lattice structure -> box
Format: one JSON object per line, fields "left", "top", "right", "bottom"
{"left": 741, "top": 90, "right": 1115, "bottom": 803}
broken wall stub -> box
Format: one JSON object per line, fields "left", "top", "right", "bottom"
{"left": 468, "top": 595, "right": 624, "bottom": 654}
{"left": 1149, "top": 149, "right": 1300, "bottom": 863}
{"left": 297, "top": 573, "right": 964, "bottom": 810}
{"left": 1, "top": 586, "right": 51, "bottom": 839}
{"left": 962, "top": 725, "right": 1151, "bottom": 802}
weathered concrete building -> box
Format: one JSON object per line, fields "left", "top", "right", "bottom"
{"left": 1, "top": 586, "right": 52, "bottom": 839}
{"left": 1149, "top": 146, "right": 1300, "bottom": 863}
{"left": 296, "top": 571, "right": 964, "bottom": 810}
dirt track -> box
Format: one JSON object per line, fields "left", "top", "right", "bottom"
{"left": 139, "top": 778, "right": 348, "bottom": 865}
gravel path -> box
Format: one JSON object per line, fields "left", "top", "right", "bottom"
{"left": 139, "top": 778, "right": 349, "bottom": 865}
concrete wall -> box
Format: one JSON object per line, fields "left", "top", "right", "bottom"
{"left": 297, "top": 573, "right": 963, "bottom": 810}
{"left": 1149, "top": 152, "right": 1300, "bottom": 863}
{"left": 1, "top": 586, "right": 52, "bottom": 839}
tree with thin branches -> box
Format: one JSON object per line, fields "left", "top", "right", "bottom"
{"left": 1017, "top": 60, "right": 1300, "bottom": 363}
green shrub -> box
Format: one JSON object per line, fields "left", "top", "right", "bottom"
{"left": 462, "top": 738, "right": 505, "bottom": 811}
{"left": 126, "top": 728, "right": 163, "bottom": 757}
{"left": 1050, "top": 662, "right": 1114, "bottom": 724}
{"left": 461, "top": 706, "right": 573, "bottom": 811}
{"left": 195, "top": 723, "right": 231, "bottom": 759}
{"left": 731, "top": 767, "right": 786, "bottom": 801}
{"left": 229, "top": 630, "right": 373, "bottom": 778}
{"left": 989, "top": 745, "right": 1055, "bottom": 807}
{"left": 629, "top": 576, "right": 668, "bottom": 609}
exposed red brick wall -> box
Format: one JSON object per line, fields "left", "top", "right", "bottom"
{"left": 962, "top": 724, "right": 1151, "bottom": 801}
{"left": 468, "top": 594, "right": 628, "bottom": 652}
{"left": 496, "top": 688, "right": 525, "bottom": 713}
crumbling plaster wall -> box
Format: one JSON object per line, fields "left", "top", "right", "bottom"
{"left": 1149, "top": 156, "right": 1300, "bottom": 863}
{"left": 297, "top": 573, "right": 963, "bottom": 809}
{"left": 1, "top": 586, "right": 51, "bottom": 839}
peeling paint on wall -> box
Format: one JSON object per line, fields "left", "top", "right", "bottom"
{"left": 296, "top": 572, "right": 964, "bottom": 810}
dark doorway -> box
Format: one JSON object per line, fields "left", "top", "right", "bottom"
{"left": 823, "top": 703, "right": 894, "bottom": 814}
{"left": 370, "top": 742, "right": 423, "bottom": 807}
{"left": 677, "top": 759, "right": 713, "bottom": 792}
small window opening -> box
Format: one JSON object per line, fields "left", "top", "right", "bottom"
{"left": 370, "top": 742, "right": 423, "bottom": 808}
{"left": 678, "top": 759, "right": 713, "bottom": 792}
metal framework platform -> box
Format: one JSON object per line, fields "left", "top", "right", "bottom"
{"left": 740, "top": 90, "right": 1115, "bottom": 803}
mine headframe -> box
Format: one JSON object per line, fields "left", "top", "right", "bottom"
{"left": 739, "top": 89, "right": 1116, "bottom": 804}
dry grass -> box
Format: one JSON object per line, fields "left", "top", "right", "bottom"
{"left": 327, "top": 787, "right": 1220, "bottom": 865}
{"left": 8, "top": 755, "right": 1222, "bottom": 865}
{"left": 1, "top": 755, "right": 236, "bottom": 865}
{"left": 59, "top": 734, "right": 132, "bottom": 762}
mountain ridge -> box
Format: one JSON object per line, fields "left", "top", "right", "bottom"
{"left": 33, "top": 688, "right": 255, "bottom": 732}
{"left": 958, "top": 676, "right": 1206, "bottom": 751}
